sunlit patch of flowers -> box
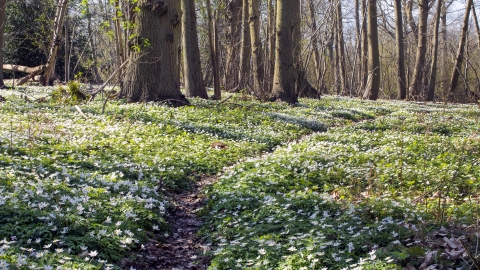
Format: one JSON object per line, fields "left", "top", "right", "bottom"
{"left": 203, "top": 101, "right": 479, "bottom": 269}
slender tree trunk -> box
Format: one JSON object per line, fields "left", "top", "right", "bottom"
{"left": 335, "top": 0, "right": 348, "bottom": 94}
{"left": 238, "top": 0, "right": 251, "bottom": 90}
{"left": 44, "top": 0, "right": 69, "bottom": 86}
{"left": 309, "top": 0, "right": 321, "bottom": 90}
{"left": 472, "top": 4, "right": 480, "bottom": 56}
{"left": 271, "top": 0, "right": 297, "bottom": 104}
{"left": 207, "top": 0, "right": 221, "bottom": 99}
{"left": 363, "top": 0, "right": 380, "bottom": 100}
{"left": 405, "top": 0, "right": 417, "bottom": 43}
{"left": 427, "top": 0, "right": 443, "bottom": 101}
{"left": 119, "top": 0, "right": 188, "bottom": 105}
{"left": 0, "top": 0, "right": 7, "bottom": 87}
{"left": 64, "top": 15, "right": 69, "bottom": 82}
{"left": 182, "top": 0, "right": 208, "bottom": 98}
{"left": 408, "top": 0, "right": 429, "bottom": 100}
{"left": 86, "top": 2, "right": 101, "bottom": 83}
{"left": 225, "top": 0, "right": 242, "bottom": 91}
{"left": 266, "top": 0, "right": 276, "bottom": 93}
{"left": 361, "top": 0, "right": 368, "bottom": 95}
{"left": 448, "top": 0, "right": 474, "bottom": 98}
{"left": 249, "top": 0, "right": 265, "bottom": 100}
{"left": 394, "top": 0, "right": 407, "bottom": 99}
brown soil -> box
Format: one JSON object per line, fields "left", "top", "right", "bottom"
{"left": 125, "top": 177, "right": 216, "bottom": 270}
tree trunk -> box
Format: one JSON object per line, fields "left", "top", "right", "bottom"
{"left": 44, "top": 0, "right": 69, "bottom": 86}
{"left": 113, "top": 0, "right": 126, "bottom": 80}
{"left": 225, "top": 0, "right": 242, "bottom": 91}
{"left": 394, "top": 0, "right": 407, "bottom": 99}
{"left": 309, "top": 0, "right": 321, "bottom": 90}
{"left": 0, "top": 0, "right": 5, "bottom": 87}
{"left": 64, "top": 15, "right": 70, "bottom": 82}
{"left": 448, "top": 0, "right": 474, "bottom": 98}
{"left": 238, "top": 0, "right": 251, "bottom": 90}
{"left": 207, "top": 0, "right": 221, "bottom": 100}
{"left": 182, "top": 0, "right": 208, "bottom": 99}
{"left": 361, "top": 0, "right": 368, "bottom": 95}
{"left": 86, "top": 2, "right": 101, "bottom": 83}
{"left": 249, "top": 0, "right": 265, "bottom": 100}
{"left": 335, "top": 0, "right": 348, "bottom": 94}
{"left": 427, "top": 0, "right": 443, "bottom": 101}
{"left": 271, "top": 0, "right": 297, "bottom": 104}
{"left": 119, "top": 0, "right": 188, "bottom": 105}
{"left": 408, "top": 0, "right": 429, "bottom": 100}
{"left": 363, "top": 0, "right": 380, "bottom": 100}
{"left": 265, "top": 0, "right": 276, "bottom": 93}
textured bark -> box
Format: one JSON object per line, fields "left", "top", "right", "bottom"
{"left": 225, "top": 0, "right": 242, "bottom": 91}
{"left": 0, "top": 0, "right": 4, "bottom": 87}
{"left": 119, "top": 0, "right": 188, "bottom": 105}
{"left": 363, "top": 0, "right": 380, "bottom": 100}
{"left": 248, "top": 0, "right": 265, "bottom": 99}
{"left": 408, "top": 0, "right": 429, "bottom": 100}
{"left": 113, "top": 0, "right": 126, "bottom": 79}
{"left": 181, "top": 0, "right": 208, "bottom": 98}
{"left": 265, "top": 0, "right": 275, "bottom": 93}
{"left": 238, "top": 0, "right": 251, "bottom": 89}
{"left": 44, "top": 0, "right": 69, "bottom": 86}
{"left": 427, "top": 0, "right": 442, "bottom": 101}
{"left": 271, "top": 0, "right": 297, "bottom": 104}
{"left": 394, "top": 0, "right": 407, "bottom": 99}
{"left": 309, "top": 0, "right": 321, "bottom": 89}
{"left": 448, "top": 0, "right": 474, "bottom": 98}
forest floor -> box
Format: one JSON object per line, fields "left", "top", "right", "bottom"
{"left": 0, "top": 86, "right": 479, "bottom": 270}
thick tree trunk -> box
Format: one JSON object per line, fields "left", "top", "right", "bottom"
{"left": 0, "top": 0, "right": 5, "bottom": 87}
{"left": 225, "top": 0, "right": 242, "bottom": 91}
{"left": 119, "top": 0, "right": 188, "bottom": 105}
{"left": 405, "top": 0, "right": 418, "bottom": 43}
{"left": 408, "top": 0, "right": 429, "bottom": 100}
{"left": 363, "top": 0, "right": 380, "bottom": 100}
{"left": 249, "top": 0, "right": 265, "bottom": 100}
{"left": 44, "top": 0, "right": 69, "bottom": 86}
{"left": 427, "top": 0, "right": 443, "bottom": 101}
{"left": 238, "top": 0, "right": 251, "bottom": 90}
{"left": 271, "top": 0, "right": 297, "bottom": 104}
{"left": 394, "top": 0, "right": 407, "bottom": 99}
{"left": 448, "top": 0, "right": 474, "bottom": 98}
{"left": 182, "top": 0, "right": 208, "bottom": 99}
{"left": 265, "top": 0, "right": 276, "bottom": 93}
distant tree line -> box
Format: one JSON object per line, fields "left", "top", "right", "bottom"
{"left": 1, "top": 0, "right": 479, "bottom": 104}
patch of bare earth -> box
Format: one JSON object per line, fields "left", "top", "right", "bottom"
{"left": 125, "top": 177, "right": 216, "bottom": 270}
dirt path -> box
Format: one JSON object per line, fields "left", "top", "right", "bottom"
{"left": 129, "top": 177, "right": 215, "bottom": 270}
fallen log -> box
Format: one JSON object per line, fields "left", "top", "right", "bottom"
{"left": 3, "top": 64, "right": 46, "bottom": 74}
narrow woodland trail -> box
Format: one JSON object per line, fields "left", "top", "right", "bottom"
{"left": 130, "top": 176, "right": 216, "bottom": 270}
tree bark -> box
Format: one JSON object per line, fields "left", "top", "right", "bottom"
{"left": 394, "top": 0, "right": 407, "bottom": 99}
{"left": 363, "top": 0, "right": 380, "bottom": 100}
{"left": 335, "top": 0, "right": 348, "bottom": 94}
{"left": 271, "top": 0, "right": 297, "bottom": 104}
{"left": 249, "top": 0, "right": 265, "bottom": 100}
{"left": 119, "top": 0, "right": 188, "bottom": 105}
{"left": 408, "top": 0, "right": 429, "bottom": 100}
{"left": 447, "top": 0, "right": 474, "bottom": 98}
{"left": 44, "top": 0, "right": 69, "bottom": 86}
{"left": 361, "top": 0, "right": 368, "bottom": 94}
{"left": 427, "top": 0, "right": 443, "bottom": 101}
{"left": 0, "top": 0, "right": 5, "bottom": 87}
{"left": 181, "top": 0, "right": 208, "bottom": 99}
{"left": 207, "top": 0, "right": 221, "bottom": 100}
{"left": 225, "top": 0, "right": 242, "bottom": 91}
{"left": 238, "top": 0, "right": 251, "bottom": 90}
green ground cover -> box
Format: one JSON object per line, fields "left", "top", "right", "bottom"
{"left": 0, "top": 86, "right": 394, "bottom": 269}
{"left": 203, "top": 102, "right": 480, "bottom": 269}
